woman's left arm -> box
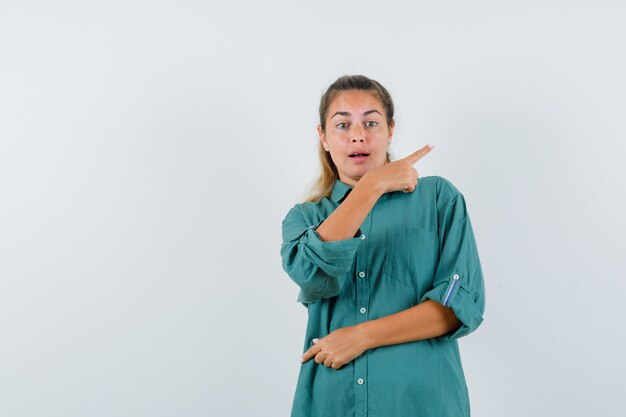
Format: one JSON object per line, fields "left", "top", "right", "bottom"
{"left": 359, "top": 190, "right": 485, "bottom": 347}
{"left": 301, "top": 300, "right": 461, "bottom": 367}
{"left": 357, "top": 300, "right": 462, "bottom": 349}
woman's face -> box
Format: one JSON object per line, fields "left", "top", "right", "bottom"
{"left": 318, "top": 90, "right": 395, "bottom": 187}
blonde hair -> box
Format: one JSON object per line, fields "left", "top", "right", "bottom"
{"left": 300, "top": 75, "right": 395, "bottom": 203}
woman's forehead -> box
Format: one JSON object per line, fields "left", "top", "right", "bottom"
{"left": 329, "top": 91, "right": 383, "bottom": 114}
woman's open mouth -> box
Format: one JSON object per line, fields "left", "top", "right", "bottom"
{"left": 349, "top": 153, "right": 369, "bottom": 163}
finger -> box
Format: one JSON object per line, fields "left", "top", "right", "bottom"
{"left": 404, "top": 144, "right": 434, "bottom": 164}
{"left": 301, "top": 345, "right": 320, "bottom": 363}
{"left": 315, "top": 351, "right": 328, "bottom": 365}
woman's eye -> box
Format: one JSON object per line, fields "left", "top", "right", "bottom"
{"left": 337, "top": 121, "right": 377, "bottom": 129}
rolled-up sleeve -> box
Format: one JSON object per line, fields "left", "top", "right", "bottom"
{"left": 280, "top": 205, "right": 363, "bottom": 306}
{"left": 420, "top": 192, "right": 486, "bottom": 341}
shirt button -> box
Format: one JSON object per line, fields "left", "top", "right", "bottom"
{"left": 360, "top": 234, "right": 366, "bottom": 240}
{"left": 358, "top": 271, "right": 365, "bottom": 278}
{"left": 357, "top": 378, "right": 364, "bottom": 385}
{"left": 360, "top": 307, "right": 366, "bottom": 314}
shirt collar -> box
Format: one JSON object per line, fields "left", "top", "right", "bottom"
{"left": 330, "top": 179, "right": 354, "bottom": 203}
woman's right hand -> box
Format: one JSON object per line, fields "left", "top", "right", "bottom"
{"left": 364, "top": 144, "right": 434, "bottom": 194}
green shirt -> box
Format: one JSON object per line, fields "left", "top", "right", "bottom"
{"left": 280, "top": 175, "right": 486, "bottom": 417}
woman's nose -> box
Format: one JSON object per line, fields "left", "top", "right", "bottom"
{"left": 351, "top": 126, "right": 366, "bottom": 142}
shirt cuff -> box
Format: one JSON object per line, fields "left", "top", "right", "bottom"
{"left": 420, "top": 280, "right": 484, "bottom": 341}
{"left": 299, "top": 219, "right": 363, "bottom": 275}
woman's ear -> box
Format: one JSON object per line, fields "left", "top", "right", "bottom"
{"left": 388, "top": 119, "right": 395, "bottom": 143}
{"left": 317, "top": 124, "right": 330, "bottom": 151}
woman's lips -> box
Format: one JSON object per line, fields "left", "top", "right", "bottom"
{"left": 349, "top": 154, "right": 369, "bottom": 163}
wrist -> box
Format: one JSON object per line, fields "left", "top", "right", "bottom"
{"left": 355, "top": 321, "right": 377, "bottom": 351}
{"left": 357, "top": 173, "right": 385, "bottom": 197}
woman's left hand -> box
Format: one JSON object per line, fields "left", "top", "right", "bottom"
{"left": 301, "top": 325, "right": 369, "bottom": 369}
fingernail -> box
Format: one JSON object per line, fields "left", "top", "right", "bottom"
{"left": 427, "top": 143, "right": 435, "bottom": 148}
{"left": 300, "top": 356, "right": 304, "bottom": 362}
{"left": 312, "top": 338, "right": 319, "bottom": 343}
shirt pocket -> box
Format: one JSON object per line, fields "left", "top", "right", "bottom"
{"left": 383, "top": 226, "right": 438, "bottom": 288}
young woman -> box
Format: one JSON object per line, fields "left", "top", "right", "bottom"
{"left": 280, "top": 75, "right": 486, "bottom": 417}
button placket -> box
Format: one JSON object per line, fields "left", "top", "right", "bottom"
{"left": 353, "top": 213, "right": 371, "bottom": 414}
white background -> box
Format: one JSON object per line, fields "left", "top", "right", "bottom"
{"left": 1, "top": 1, "right": 625, "bottom": 416}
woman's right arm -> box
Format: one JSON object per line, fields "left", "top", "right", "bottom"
{"left": 314, "top": 176, "right": 384, "bottom": 242}
{"left": 279, "top": 177, "right": 383, "bottom": 306}
{"left": 280, "top": 145, "right": 433, "bottom": 305}
{"left": 317, "top": 144, "right": 434, "bottom": 242}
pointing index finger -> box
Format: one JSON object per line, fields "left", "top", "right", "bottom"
{"left": 404, "top": 144, "right": 434, "bottom": 164}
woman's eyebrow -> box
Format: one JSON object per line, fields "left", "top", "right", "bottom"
{"left": 331, "top": 109, "right": 382, "bottom": 119}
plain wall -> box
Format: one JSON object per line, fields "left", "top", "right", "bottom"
{"left": 1, "top": 1, "right": 625, "bottom": 416}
